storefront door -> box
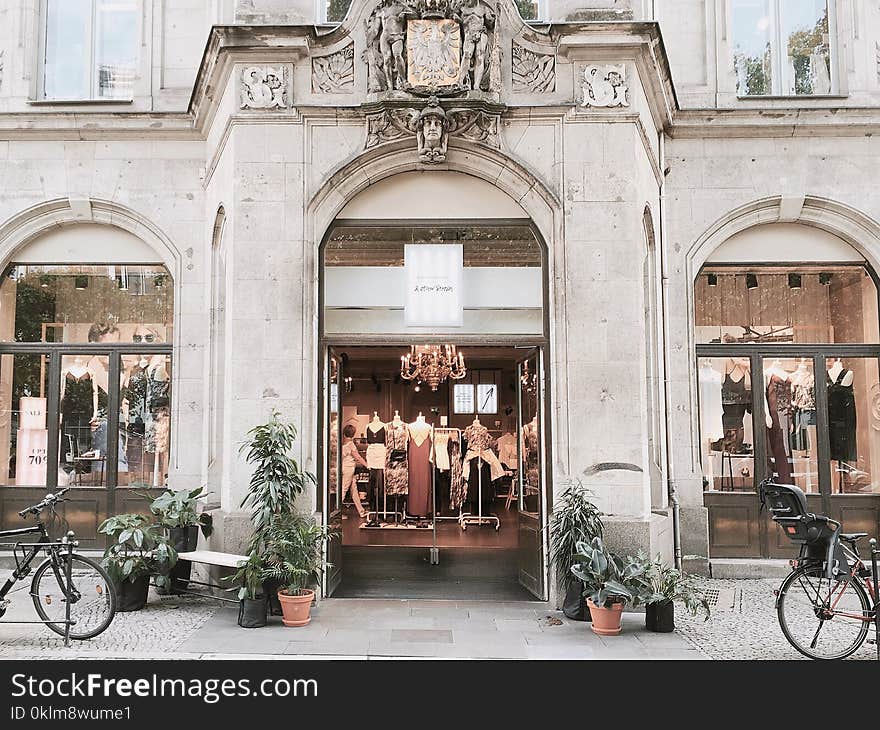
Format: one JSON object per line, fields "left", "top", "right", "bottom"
{"left": 323, "top": 348, "right": 344, "bottom": 597}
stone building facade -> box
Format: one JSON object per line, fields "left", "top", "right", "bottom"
{"left": 0, "top": 0, "right": 879, "bottom": 600}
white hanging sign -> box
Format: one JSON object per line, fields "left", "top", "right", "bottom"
{"left": 404, "top": 244, "right": 463, "bottom": 327}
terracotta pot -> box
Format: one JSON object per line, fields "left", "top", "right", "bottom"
{"left": 278, "top": 588, "right": 315, "bottom": 627}
{"left": 587, "top": 598, "right": 624, "bottom": 636}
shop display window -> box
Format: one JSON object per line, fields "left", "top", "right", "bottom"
{"left": 0, "top": 354, "right": 50, "bottom": 486}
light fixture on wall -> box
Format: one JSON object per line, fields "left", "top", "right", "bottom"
{"left": 745, "top": 273, "right": 758, "bottom": 290}
{"left": 74, "top": 275, "right": 88, "bottom": 291}
{"left": 819, "top": 272, "right": 833, "bottom": 286}
{"left": 707, "top": 273, "right": 718, "bottom": 287}
{"left": 400, "top": 344, "right": 466, "bottom": 391}
{"left": 788, "top": 273, "right": 802, "bottom": 290}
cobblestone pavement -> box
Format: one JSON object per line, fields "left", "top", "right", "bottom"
{"left": 0, "top": 570, "right": 220, "bottom": 659}
{"left": 676, "top": 578, "right": 877, "bottom": 661}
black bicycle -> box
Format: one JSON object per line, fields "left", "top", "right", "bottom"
{"left": 0, "top": 487, "right": 116, "bottom": 643}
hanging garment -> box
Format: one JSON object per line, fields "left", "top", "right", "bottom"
{"left": 698, "top": 365, "right": 724, "bottom": 442}
{"left": 60, "top": 370, "right": 95, "bottom": 461}
{"left": 463, "top": 422, "right": 490, "bottom": 451}
{"left": 496, "top": 433, "right": 518, "bottom": 470}
{"left": 720, "top": 371, "right": 751, "bottom": 453}
{"left": 365, "top": 425, "right": 387, "bottom": 469}
{"left": 462, "top": 448, "right": 505, "bottom": 483}
{"left": 765, "top": 374, "right": 793, "bottom": 484}
{"left": 791, "top": 371, "right": 816, "bottom": 410}
{"left": 384, "top": 422, "right": 409, "bottom": 495}
{"left": 827, "top": 369, "right": 857, "bottom": 462}
{"left": 449, "top": 438, "right": 465, "bottom": 511}
{"left": 433, "top": 430, "right": 451, "bottom": 471}
{"left": 407, "top": 430, "right": 433, "bottom": 517}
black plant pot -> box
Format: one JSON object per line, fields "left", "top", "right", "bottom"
{"left": 645, "top": 599, "right": 675, "bottom": 632}
{"left": 263, "top": 579, "right": 283, "bottom": 616}
{"left": 238, "top": 595, "right": 268, "bottom": 628}
{"left": 115, "top": 575, "right": 150, "bottom": 612}
{"left": 167, "top": 525, "right": 199, "bottom": 593}
{"left": 562, "top": 580, "right": 591, "bottom": 622}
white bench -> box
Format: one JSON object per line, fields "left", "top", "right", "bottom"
{"left": 171, "top": 550, "right": 249, "bottom": 602}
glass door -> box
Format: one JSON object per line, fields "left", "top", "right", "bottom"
{"left": 516, "top": 348, "right": 546, "bottom": 599}
{"left": 323, "top": 347, "right": 343, "bottom": 597}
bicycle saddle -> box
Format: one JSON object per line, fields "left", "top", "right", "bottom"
{"left": 840, "top": 532, "right": 868, "bottom": 543}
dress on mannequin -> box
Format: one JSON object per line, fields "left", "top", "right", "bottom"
{"left": 827, "top": 366, "right": 857, "bottom": 462}
{"left": 384, "top": 419, "right": 409, "bottom": 495}
{"left": 60, "top": 362, "right": 96, "bottom": 470}
{"left": 720, "top": 360, "right": 750, "bottom": 452}
{"left": 462, "top": 418, "right": 505, "bottom": 483}
{"left": 765, "top": 362, "right": 793, "bottom": 485}
{"left": 407, "top": 416, "right": 433, "bottom": 519}
{"left": 365, "top": 419, "right": 387, "bottom": 507}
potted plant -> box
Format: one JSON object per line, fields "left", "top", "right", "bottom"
{"left": 262, "top": 511, "right": 334, "bottom": 627}
{"left": 570, "top": 536, "right": 643, "bottom": 636}
{"left": 641, "top": 556, "right": 711, "bottom": 632}
{"left": 239, "top": 411, "right": 316, "bottom": 615}
{"left": 548, "top": 478, "right": 603, "bottom": 621}
{"left": 98, "top": 513, "right": 177, "bottom": 612}
{"left": 149, "top": 486, "right": 213, "bottom": 592}
{"left": 226, "top": 552, "right": 270, "bottom": 628}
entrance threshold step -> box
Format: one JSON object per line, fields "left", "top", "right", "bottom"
{"left": 0, "top": 549, "right": 104, "bottom": 570}
{"left": 709, "top": 558, "right": 791, "bottom": 580}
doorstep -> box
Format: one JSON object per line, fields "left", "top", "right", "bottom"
{"left": 0, "top": 549, "right": 104, "bottom": 569}
{"left": 709, "top": 558, "right": 791, "bottom": 579}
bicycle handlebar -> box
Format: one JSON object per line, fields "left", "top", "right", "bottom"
{"left": 18, "top": 487, "right": 71, "bottom": 518}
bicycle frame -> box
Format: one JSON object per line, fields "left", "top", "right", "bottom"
{"left": 0, "top": 521, "right": 78, "bottom": 646}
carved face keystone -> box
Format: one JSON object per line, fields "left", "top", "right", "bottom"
{"left": 423, "top": 116, "right": 443, "bottom": 142}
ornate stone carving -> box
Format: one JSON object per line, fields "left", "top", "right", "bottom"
{"left": 239, "top": 65, "right": 288, "bottom": 109}
{"left": 511, "top": 43, "right": 555, "bottom": 93}
{"left": 312, "top": 44, "right": 355, "bottom": 93}
{"left": 581, "top": 64, "right": 628, "bottom": 108}
{"left": 0, "top": 50, "right": 4, "bottom": 92}
{"left": 365, "top": 97, "right": 500, "bottom": 163}
{"left": 364, "top": 0, "right": 500, "bottom": 95}
{"left": 876, "top": 41, "right": 880, "bottom": 83}
{"left": 407, "top": 18, "right": 461, "bottom": 91}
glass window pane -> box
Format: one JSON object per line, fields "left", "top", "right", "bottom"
{"left": 520, "top": 355, "right": 540, "bottom": 516}
{"left": 699, "top": 357, "right": 755, "bottom": 491}
{"left": 731, "top": 0, "right": 772, "bottom": 95}
{"left": 59, "top": 354, "right": 109, "bottom": 487}
{"left": 515, "top": 0, "right": 539, "bottom": 20}
{"left": 695, "top": 266, "right": 879, "bottom": 345}
{"left": 0, "top": 354, "right": 50, "bottom": 486}
{"left": 44, "top": 0, "right": 91, "bottom": 99}
{"left": 0, "top": 265, "right": 174, "bottom": 344}
{"left": 119, "top": 353, "right": 171, "bottom": 487}
{"left": 780, "top": 0, "right": 830, "bottom": 95}
{"left": 824, "top": 357, "right": 880, "bottom": 494}
{"left": 763, "top": 357, "right": 819, "bottom": 492}
{"left": 95, "top": 0, "right": 139, "bottom": 99}
{"left": 325, "top": 0, "right": 353, "bottom": 23}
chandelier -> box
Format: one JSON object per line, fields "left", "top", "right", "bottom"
{"left": 400, "top": 344, "right": 466, "bottom": 391}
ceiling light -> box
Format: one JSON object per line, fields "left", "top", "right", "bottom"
{"left": 746, "top": 273, "right": 758, "bottom": 290}
{"left": 788, "top": 273, "right": 802, "bottom": 290}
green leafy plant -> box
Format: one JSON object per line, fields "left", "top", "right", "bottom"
{"left": 640, "top": 555, "right": 711, "bottom": 620}
{"left": 226, "top": 552, "right": 269, "bottom": 601}
{"left": 99, "top": 513, "right": 177, "bottom": 588}
{"left": 261, "top": 512, "right": 336, "bottom": 595}
{"left": 570, "top": 536, "right": 644, "bottom": 608}
{"left": 548, "top": 478, "right": 603, "bottom": 592}
{"left": 239, "top": 411, "right": 316, "bottom": 545}
{"left": 149, "top": 486, "right": 213, "bottom": 537}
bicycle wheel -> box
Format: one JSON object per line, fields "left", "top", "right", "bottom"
{"left": 777, "top": 566, "right": 871, "bottom": 660}
{"left": 31, "top": 554, "right": 117, "bottom": 640}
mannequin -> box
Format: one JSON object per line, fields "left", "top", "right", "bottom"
{"left": 720, "top": 357, "right": 751, "bottom": 457}
{"left": 827, "top": 358, "right": 857, "bottom": 491}
{"left": 391, "top": 410, "right": 403, "bottom": 426}
{"left": 364, "top": 412, "right": 387, "bottom": 525}
{"left": 827, "top": 358, "right": 853, "bottom": 386}
{"left": 60, "top": 356, "right": 95, "bottom": 473}
{"left": 384, "top": 410, "right": 409, "bottom": 500}
{"left": 407, "top": 413, "right": 433, "bottom": 522}
{"left": 764, "top": 358, "right": 793, "bottom": 485}
{"left": 790, "top": 359, "right": 816, "bottom": 460}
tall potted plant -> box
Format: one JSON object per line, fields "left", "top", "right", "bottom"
{"left": 548, "top": 479, "right": 603, "bottom": 621}
{"left": 99, "top": 514, "right": 177, "bottom": 612}
{"left": 226, "top": 552, "right": 270, "bottom": 628}
{"left": 149, "top": 486, "right": 213, "bottom": 592}
{"left": 641, "top": 556, "right": 711, "bottom": 632}
{"left": 262, "top": 511, "right": 334, "bottom": 627}
{"left": 239, "top": 411, "right": 316, "bottom": 615}
{"left": 570, "top": 537, "right": 643, "bottom": 636}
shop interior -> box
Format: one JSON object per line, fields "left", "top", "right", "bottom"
{"left": 328, "top": 345, "right": 541, "bottom": 599}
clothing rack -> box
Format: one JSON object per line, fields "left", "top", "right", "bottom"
{"left": 432, "top": 427, "right": 463, "bottom": 525}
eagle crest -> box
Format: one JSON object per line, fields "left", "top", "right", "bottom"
{"left": 406, "top": 19, "right": 461, "bottom": 90}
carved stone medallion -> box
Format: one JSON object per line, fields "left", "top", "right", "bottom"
{"left": 312, "top": 44, "right": 355, "bottom": 93}
{"left": 407, "top": 19, "right": 461, "bottom": 92}
{"left": 239, "top": 65, "right": 288, "bottom": 109}
{"left": 511, "top": 43, "right": 555, "bottom": 93}
{"left": 581, "top": 64, "right": 629, "bottom": 108}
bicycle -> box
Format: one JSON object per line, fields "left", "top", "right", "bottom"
{"left": 0, "top": 487, "right": 116, "bottom": 645}
{"left": 760, "top": 478, "right": 880, "bottom": 660}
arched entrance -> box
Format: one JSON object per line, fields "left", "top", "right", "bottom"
{"left": 317, "top": 170, "right": 551, "bottom": 600}
{"left": 693, "top": 215, "right": 880, "bottom": 558}
{"left": 0, "top": 202, "right": 177, "bottom": 544}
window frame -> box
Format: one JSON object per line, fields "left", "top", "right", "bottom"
{"left": 38, "top": 0, "right": 141, "bottom": 102}
{"left": 729, "top": 0, "right": 839, "bottom": 98}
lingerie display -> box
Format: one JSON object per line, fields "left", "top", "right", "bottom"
{"left": 384, "top": 422, "right": 409, "bottom": 495}
{"left": 827, "top": 369, "right": 857, "bottom": 463}
{"left": 765, "top": 373, "right": 793, "bottom": 485}
{"left": 406, "top": 425, "right": 433, "bottom": 518}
